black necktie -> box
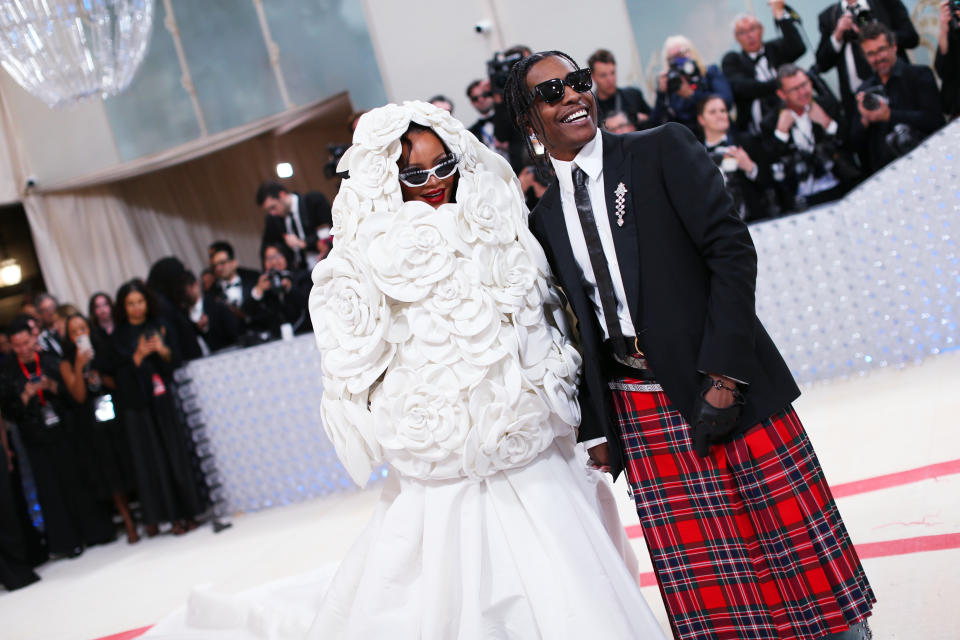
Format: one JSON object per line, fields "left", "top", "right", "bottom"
{"left": 572, "top": 166, "right": 628, "bottom": 358}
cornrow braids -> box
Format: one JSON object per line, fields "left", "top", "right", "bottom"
{"left": 503, "top": 50, "right": 582, "bottom": 182}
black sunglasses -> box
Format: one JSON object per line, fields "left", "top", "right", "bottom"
{"left": 530, "top": 68, "right": 593, "bottom": 104}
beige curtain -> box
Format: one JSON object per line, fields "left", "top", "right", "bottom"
{"left": 21, "top": 95, "right": 353, "bottom": 307}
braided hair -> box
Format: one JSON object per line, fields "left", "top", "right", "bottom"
{"left": 503, "top": 50, "right": 583, "bottom": 181}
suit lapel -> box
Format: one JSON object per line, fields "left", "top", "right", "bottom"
{"left": 536, "top": 183, "right": 582, "bottom": 293}
{"left": 600, "top": 131, "right": 641, "bottom": 329}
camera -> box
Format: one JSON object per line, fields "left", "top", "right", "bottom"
{"left": 885, "top": 123, "right": 920, "bottom": 158}
{"left": 951, "top": 0, "right": 960, "bottom": 31}
{"left": 323, "top": 143, "right": 350, "bottom": 180}
{"left": 486, "top": 50, "right": 524, "bottom": 93}
{"left": 708, "top": 147, "right": 740, "bottom": 174}
{"left": 844, "top": 5, "right": 875, "bottom": 41}
{"left": 666, "top": 58, "right": 702, "bottom": 94}
{"left": 267, "top": 269, "right": 291, "bottom": 290}
{"left": 861, "top": 85, "right": 887, "bottom": 111}
{"left": 474, "top": 20, "right": 493, "bottom": 34}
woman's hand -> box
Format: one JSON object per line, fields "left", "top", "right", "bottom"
{"left": 76, "top": 346, "right": 93, "bottom": 369}
{"left": 727, "top": 146, "right": 756, "bottom": 174}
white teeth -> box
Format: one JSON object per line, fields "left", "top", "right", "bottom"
{"left": 562, "top": 109, "right": 587, "bottom": 123}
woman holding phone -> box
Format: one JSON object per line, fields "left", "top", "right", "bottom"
{"left": 112, "top": 280, "right": 201, "bottom": 536}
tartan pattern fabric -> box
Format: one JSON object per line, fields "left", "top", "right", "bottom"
{"left": 611, "top": 378, "right": 875, "bottom": 640}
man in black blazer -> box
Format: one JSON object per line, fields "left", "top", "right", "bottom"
{"left": 761, "top": 64, "right": 853, "bottom": 211}
{"left": 851, "top": 22, "right": 944, "bottom": 175}
{"left": 208, "top": 241, "right": 259, "bottom": 321}
{"left": 815, "top": 0, "right": 918, "bottom": 122}
{"left": 505, "top": 50, "right": 874, "bottom": 640}
{"left": 256, "top": 181, "right": 332, "bottom": 270}
{"left": 723, "top": 0, "right": 806, "bottom": 135}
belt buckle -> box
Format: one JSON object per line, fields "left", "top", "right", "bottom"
{"left": 633, "top": 336, "right": 643, "bottom": 358}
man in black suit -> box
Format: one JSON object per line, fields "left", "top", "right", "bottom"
{"left": 851, "top": 22, "right": 944, "bottom": 175}
{"left": 723, "top": 0, "right": 806, "bottom": 135}
{"left": 761, "top": 64, "right": 853, "bottom": 211}
{"left": 587, "top": 48, "right": 651, "bottom": 129}
{"left": 184, "top": 271, "right": 240, "bottom": 354}
{"left": 505, "top": 50, "right": 874, "bottom": 640}
{"left": 815, "top": 0, "right": 918, "bottom": 122}
{"left": 256, "top": 181, "right": 332, "bottom": 270}
{"left": 208, "top": 241, "right": 259, "bottom": 320}
{"left": 936, "top": 0, "right": 960, "bottom": 120}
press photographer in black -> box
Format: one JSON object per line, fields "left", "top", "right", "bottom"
{"left": 851, "top": 22, "right": 944, "bottom": 175}
{"left": 242, "top": 243, "right": 312, "bottom": 339}
{"left": 588, "top": 48, "right": 651, "bottom": 129}
{"left": 815, "top": 0, "right": 918, "bottom": 121}
{"left": 936, "top": 0, "right": 960, "bottom": 120}
{"left": 488, "top": 45, "right": 533, "bottom": 172}
{"left": 698, "top": 95, "right": 773, "bottom": 222}
{"left": 762, "top": 64, "right": 854, "bottom": 212}
{"left": 723, "top": 0, "right": 806, "bottom": 136}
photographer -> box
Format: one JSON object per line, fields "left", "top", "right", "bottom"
{"left": 466, "top": 78, "right": 511, "bottom": 161}
{"left": 698, "top": 95, "right": 774, "bottom": 222}
{"left": 242, "top": 243, "right": 312, "bottom": 339}
{"left": 489, "top": 45, "right": 533, "bottom": 172}
{"left": 816, "top": 0, "right": 918, "bottom": 120}
{"left": 723, "top": 1, "right": 806, "bottom": 136}
{"left": 587, "top": 49, "right": 651, "bottom": 129}
{"left": 762, "top": 64, "right": 854, "bottom": 212}
{"left": 852, "top": 23, "right": 944, "bottom": 175}
{"left": 650, "top": 35, "right": 734, "bottom": 132}
{"left": 184, "top": 271, "right": 240, "bottom": 354}
{"left": 256, "top": 181, "right": 332, "bottom": 270}
{"left": 936, "top": 0, "right": 960, "bottom": 120}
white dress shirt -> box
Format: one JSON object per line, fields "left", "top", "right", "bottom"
{"left": 548, "top": 128, "right": 637, "bottom": 344}
{"left": 221, "top": 274, "right": 244, "bottom": 307}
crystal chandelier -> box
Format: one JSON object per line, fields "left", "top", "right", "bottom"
{"left": 0, "top": 0, "right": 154, "bottom": 108}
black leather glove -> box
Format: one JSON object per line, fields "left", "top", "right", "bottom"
{"left": 690, "top": 375, "right": 745, "bottom": 457}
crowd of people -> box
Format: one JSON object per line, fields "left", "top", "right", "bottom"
{"left": 455, "top": 0, "right": 958, "bottom": 222}
{"left": 0, "top": 180, "right": 332, "bottom": 591}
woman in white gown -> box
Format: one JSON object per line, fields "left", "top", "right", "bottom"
{"left": 145, "top": 102, "right": 664, "bottom": 640}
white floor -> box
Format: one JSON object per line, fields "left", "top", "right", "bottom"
{"left": 3, "top": 351, "right": 960, "bottom": 640}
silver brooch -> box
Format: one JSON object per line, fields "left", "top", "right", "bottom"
{"left": 614, "top": 182, "right": 627, "bottom": 227}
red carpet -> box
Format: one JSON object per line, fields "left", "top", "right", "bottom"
{"left": 92, "top": 459, "right": 960, "bottom": 640}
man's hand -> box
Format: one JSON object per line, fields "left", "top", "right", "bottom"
{"left": 657, "top": 71, "right": 669, "bottom": 94}
{"left": 636, "top": 112, "right": 650, "bottom": 122}
{"left": 776, "top": 108, "right": 797, "bottom": 134}
{"left": 769, "top": 0, "right": 786, "bottom": 20}
{"left": 809, "top": 101, "right": 834, "bottom": 129}
{"left": 833, "top": 12, "right": 858, "bottom": 42}
{"left": 283, "top": 233, "right": 307, "bottom": 251}
{"left": 196, "top": 314, "right": 209, "bottom": 333}
{"left": 254, "top": 273, "right": 272, "bottom": 298}
{"left": 21, "top": 381, "right": 41, "bottom": 405}
{"left": 587, "top": 442, "right": 611, "bottom": 472}
{"left": 856, "top": 92, "right": 891, "bottom": 125}
{"left": 703, "top": 374, "right": 738, "bottom": 409}
{"left": 676, "top": 76, "right": 695, "bottom": 99}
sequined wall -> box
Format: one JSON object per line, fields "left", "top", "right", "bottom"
{"left": 752, "top": 120, "right": 959, "bottom": 384}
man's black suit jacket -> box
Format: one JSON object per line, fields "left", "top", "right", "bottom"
{"left": 815, "top": 0, "right": 918, "bottom": 114}
{"left": 722, "top": 18, "right": 806, "bottom": 133}
{"left": 260, "top": 191, "right": 332, "bottom": 267}
{"left": 850, "top": 60, "right": 944, "bottom": 173}
{"left": 528, "top": 125, "right": 800, "bottom": 477}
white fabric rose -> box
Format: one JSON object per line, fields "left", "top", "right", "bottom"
{"left": 330, "top": 184, "right": 372, "bottom": 243}
{"left": 371, "top": 365, "right": 470, "bottom": 479}
{"left": 320, "top": 391, "right": 381, "bottom": 487}
{"left": 455, "top": 171, "right": 520, "bottom": 246}
{"left": 362, "top": 202, "right": 458, "bottom": 302}
{"left": 352, "top": 104, "right": 410, "bottom": 151}
{"left": 309, "top": 247, "right": 402, "bottom": 395}
{"left": 473, "top": 243, "right": 543, "bottom": 325}
{"left": 463, "top": 380, "right": 554, "bottom": 479}
{"left": 346, "top": 145, "right": 402, "bottom": 209}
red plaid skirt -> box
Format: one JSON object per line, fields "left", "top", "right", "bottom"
{"left": 610, "top": 378, "right": 875, "bottom": 640}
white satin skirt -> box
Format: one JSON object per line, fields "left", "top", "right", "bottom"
{"left": 144, "top": 439, "right": 665, "bottom": 640}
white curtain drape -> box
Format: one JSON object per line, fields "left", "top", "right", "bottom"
{"left": 20, "top": 94, "right": 352, "bottom": 307}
